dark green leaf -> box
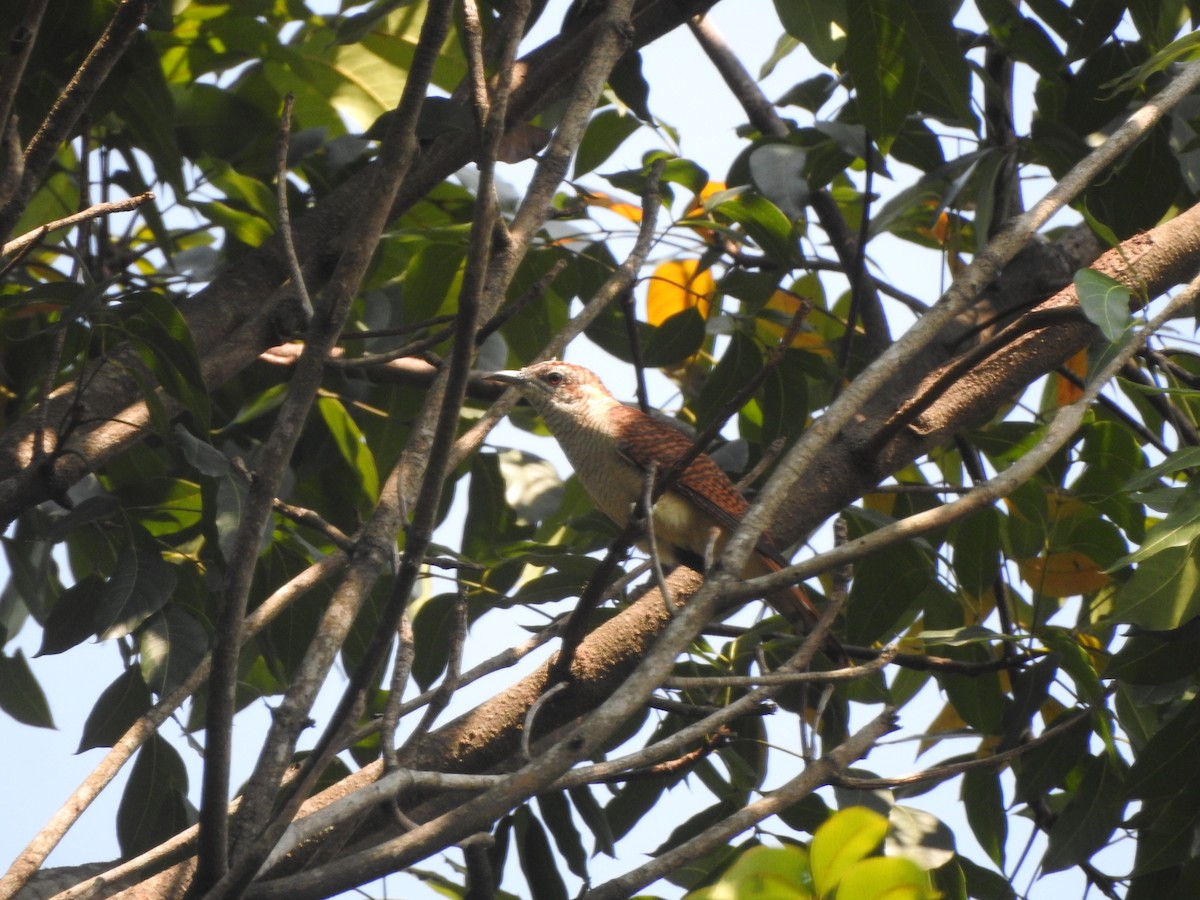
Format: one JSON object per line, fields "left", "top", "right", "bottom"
{"left": 1042, "top": 754, "right": 1126, "bottom": 872}
{"left": 962, "top": 769, "right": 1006, "bottom": 868}
{"left": 568, "top": 785, "right": 616, "bottom": 857}
{"left": 0, "top": 650, "right": 54, "bottom": 728}
{"left": 574, "top": 109, "right": 643, "bottom": 178}
{"left": 708, "top": 189, "right": 798, "bottom": 266}
{"left": 844, "top": 0, "right": 921, "bottom": 152}
{"left": 117, "top": 733, "right": 192, "bottom": 857}
{"left": 514, "top": 806, "right": 568, "bottom": 900}
{"left": 537, "top": 792, "right": 589, "bottom": 882}
{"left": 1125, "top": 692, "right": 1200, "bottom": 802}
{"left": 773, "top": 0, "right": 847, "bottom": 66}
{"left": 642, "top": 307, "right": 707, "bottom": 368}
{"left": 139, "top": 607, "right": 209, "bottom": 696}
{"left": 94, "top": 542, "right": 178, "bottom": 641}
{"left": 78, "top": 667, "right": 152, "bottom": 752}
{"left": 37, "top": 575, "right": 105, "bottom": 657}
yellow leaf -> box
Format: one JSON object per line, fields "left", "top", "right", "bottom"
{"left": 1017, "top": 551, "right": 1111, "bottom": 598}
{"left": 918, "top": 702, "right": 968, "bottom": 756}
{"left": 646, "top": 258, "right": 713, "bottom": 325}
{"left": 757, "top": 290, "right": 831, "bottom": 355}
{"left": 581, "top": 190, "right": 643, "bottom": 223}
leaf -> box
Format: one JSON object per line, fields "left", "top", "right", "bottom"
{"left": 1125, "top": 692, "right": 1200, "bottom": 802}
{"left": 646, "top": 259, "right": 714, "bottom": 325}
{"left": 706, "top": 187, "right": 799, "bottom": 266}
{"left": 574, "top": 109, "right": 643, "bottom": 178}
{"left": 78, "top": 667, "right": 152, "bottom": 752}
{"left": 37, "top": 575, "right": 106, "bottom": 657}
{"left": 686, "top": 845, "right": 810, "bottom": 899}
{"left": 537, "top": 792, "right": 589, "bottom": 882}
{"left": 94, "top": 542, "right": 178, "bottom": 641}
{"left": 139, "top": 607, "right": 209, "bottom": 696}
{"left": 748, "top": 144, "right": 810, "bottom": 219}
{"left": 885, "top": 805, "right": 956, "bottom": 870}
{"left": 1042, "top": 754, "right": 1126, "bottom": 873}
{"left": 844, "top": 0, "right": 921, "bottom": 153}
{"left": 951, "top": 507, "right": 1001, "bottom": 599}
{"left": 173, "top": 424, "right": 231, "bottom": 477}
{"left": 117, "top": 733, "right": 192, "bottom": 858}
{"left": 1110, "top": 486, "right": 1200, "bottom": 568}
{"left": 1075, "top": 268, "right": 1132, "bottom": 341}
{"left": 962, "top": 769, "right": 1007, "bottom": 868}
{"left": 1016, "top": 550, "right": 1111, "bottom": 597}
{"left": 0, "top": 650, "right": 55, "bottom": 728}
{"left": 316, "top": 395, "right": 380, "bottom": 504}
{"left": 1110, "top": 544, "right": 1200, "bottom": 630}
{"left": 810, "top": 806, "right": 889, "bottom": 896}
{"left": 836, "top": 856, "right": 938, "bottom": 900}
{"left": 514, "top": 806, "right": 568, "bottom": 900}
{"left": 773, "top": 0, "right": 847, "bottom": 66}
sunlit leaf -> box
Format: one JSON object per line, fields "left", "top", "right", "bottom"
{"left": 646, "top": 259, "right": 714, "bottom": 325}
{"left": 811, "top": 807, "right": 889, "bottom": 896}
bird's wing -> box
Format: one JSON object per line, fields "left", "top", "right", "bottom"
{"left": 612, "top": 407, "right": 828, "bottom": 633}
{"left": 612, "top": 407, "right": 795, "bottom": 559}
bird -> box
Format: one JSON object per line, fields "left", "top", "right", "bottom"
{"left": 486, "top": 360, "right": 826, "bottom": 634}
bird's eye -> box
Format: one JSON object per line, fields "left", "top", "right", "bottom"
{"left": 544, "top": 370, "right": 564, "bottom": 386}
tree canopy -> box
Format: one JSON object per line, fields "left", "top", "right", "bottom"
{"left": 4, "top": 1, "right": 1200, "bottom": 898}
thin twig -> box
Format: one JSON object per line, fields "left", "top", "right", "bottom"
{"left": 0, "top": 0, "right": 152, "bottom": 242}
{"left": 380, "top": 614, "right": 416, "bottom": 769}
{"left": 275, "top": 93, "right": 314, "bottom": 319}
{"left": 1, "top": 191, "right": 154, "bottom": 258}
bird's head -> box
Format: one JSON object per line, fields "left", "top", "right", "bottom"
{"left": 486, "top": 360, "right": 618, "bottom": 425}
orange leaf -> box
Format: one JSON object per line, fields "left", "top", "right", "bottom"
{"left": 1016, "top": 551, "right": 1111, "bottom": 598}
{"left": 581, "top": 190, "right": 643, "bottom": 223}
{"left": 646, "top": 259, "right": 713, "bottom": 325}
{"left": 1055, "top": 349, "right": 1088, "bottom": 406}
{"left": 756, "top": 290, "right": 831, "bottom": 355}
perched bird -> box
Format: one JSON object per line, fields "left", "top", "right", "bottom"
{"left": 487, "top": 360, "right": 824, "bottom": 632}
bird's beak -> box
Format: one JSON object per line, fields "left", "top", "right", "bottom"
{"left": 484, "top": 369, "right": 528, "bottom": 387}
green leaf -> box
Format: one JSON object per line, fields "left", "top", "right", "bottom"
{"left": 94, "top": 541, "right": 178, "bottom": 641}
{"left": 0, "top": 650, "right": 55, "bottom": 728}
{"left": 1042, "top": 754, "right": 1126, "bottom": 873}
{"left": 1074, "top": 268, "right": 1132, "bottom": 342}
{"left": 574, "top": 109, "right": 643, "bottom": 178}
{"left": 773, "top": 0, "right": 847, "bottom": 66}
{"left": 844, "top": 0, "right": 921, "bottom": 153}
{"left": 139, "top": 607, "right": 209, "bottom": 696}
{"left": 78, "top": 667, "right": 152, "bottom": 752}
{"left": 1121, "top": 446, "right": 1200, "bottom": 492}
{"left": 119, "top": 292, "right": 210, "bottom": 431}
{"left": 963, "top": 769, "right": 1007, "bottom": 868}
{"left": 1111, "top": 486, "right": 1200, "bottom": 568}
{"left": 37, "top": 575, "right": 106, "bottom": 657}
{"left": 537, "top": 792, "right": 589, "bottom": 882}
{"left": 885, "top": 805, "right": 957, "bottom": 871}
{"left": 117, "top": 734, "right": 192, "bottom": 858}
{"left": 951, "top": 507, "right": 1002, "bottom": 599}
{"left": 514, "top": 805, "right": 568, "bottom": 900}
{"left": 706, "top": 187, "right": 799, "bottom": 266}
{"left": 686, "top": 845, "right": 810, "bottom": 899}
{"left": 643, "top": 307, "right": 707, "bottom": 368}
{"left": 1110, "top": 544, "right": 1200, "bottom": 630}
{"left": 836, "top": 856, "right": 937, "bottom": 900}
{"left": 810, "top": 806, "right": 889, "bottom": 896}
{"left": 694, "top": 331, "right": 761, "bottom": 433}
{"left": 1125, "top": 692, "right": 1200, "bottom": 802}
{"left": 316, "top": 395, "right": 380, "bottom": 504}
